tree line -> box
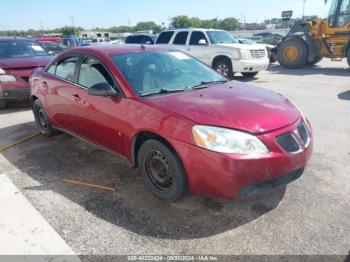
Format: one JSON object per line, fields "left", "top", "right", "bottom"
{"left": 0, "top": 15, "right": 240, "bottom": 36}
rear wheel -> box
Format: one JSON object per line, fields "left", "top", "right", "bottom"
{"left": 33, "top": 100, "right": 55, "bottom": 137}
{"left": 138, "top": 139, "right": 187, "bottom": 202}
{"left": 213, "top": 58, "right": 234, "bottom": 79}
{"left": 277, "top": 37, "right": 308, "bottom": 69}
{"left": 242, "top": 72, "right": 259, "bottom": 78}
{"left": 0, "top": 100, "right": 7, "bottom": 109}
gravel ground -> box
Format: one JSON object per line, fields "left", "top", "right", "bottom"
{"left": 0, "top": 59, "right": 349, "bottom": 258}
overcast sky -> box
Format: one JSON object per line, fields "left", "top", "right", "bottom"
{"left": 0, "top": 0, "right": 332, "bottom": 30}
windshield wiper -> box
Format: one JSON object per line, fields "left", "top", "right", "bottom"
{"left": 190, "top": 80, "right": 229, "bottom": 90}
{"left": 140, "top": 88, "right": 187, "bottom": 97}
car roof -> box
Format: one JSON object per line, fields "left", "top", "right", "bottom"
{"left": 161, "top": 28, "right": 224, "bottom": 32}
{"left": 0, "top": 36, "right": 32, "bottom": 41}
{"left": 66, "top": 44, "right": 172, "bottom": 56}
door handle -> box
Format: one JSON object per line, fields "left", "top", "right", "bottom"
{"left": 71, "top": 94, "right": 81, "bottom": 102}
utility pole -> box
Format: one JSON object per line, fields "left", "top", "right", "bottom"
{"left": 40, "top": 20, "right": 44, "bottom": 34}
{"left": 302, "top": 0, "right": 306, "bottom": 20}
{"left": 70, "top": 15, "right": 77, "bottom": 37}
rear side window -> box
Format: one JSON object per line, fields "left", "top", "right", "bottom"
{"left": 55, "top": 56, "right": 79, "bottom": 82}
{"left": 125, "top": 36, "right": 141, "bottom": 44}
{"left": 156, "top": 31, "right": 174, "bottom": 44}
{"left": 189, "top": 31, "right": 208, "bottom": 45}
{"left": 78, "top": 56, "right": 114, "bottom": 88}
{"left": 173, "top": 31, "right": 189, "bottom": 45}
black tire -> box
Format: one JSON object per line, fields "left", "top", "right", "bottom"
{"left": 213, "top": 57, "right": 234, "bottom": 79}
{"left": 307, "top": 56, "right": 323, "bottom": 66}
{"left": 242, "top": 72, "right": 259, "bottom": 78}
{"left": 277, "top": 37, "right": 308, "bottom": 69}
{"left": 0, "top": 100, "right": 7, "bottom": 109}
{"left": 33, "top": 99, "right": 55, "bottom": 137}
{"left": 137, "top": 139, "right": 187, "bottom": 202}
{"left": 347, "top": 49, "right": 350, "bottom": 67}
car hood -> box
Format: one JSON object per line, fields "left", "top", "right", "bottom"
{"left": 216, "top": 43, "right": 264, "bottom": 50}
{"left": 0, "top": 56, "right": 52, "bottom": 69}
{"left": 146, "top": 82, "right": 300, "bottom": 134}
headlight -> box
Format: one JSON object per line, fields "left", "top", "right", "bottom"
{"left": 0, "top": 75, "right": 17, "bottom": 83}
{"left": 192, "top": 125, "right": 268, "bottom": 154}
{"left": 231, "top": 48, "right": 241, "bottom": 60}
{"left": 0, "top": 68, "right": 5, "bottom": 74}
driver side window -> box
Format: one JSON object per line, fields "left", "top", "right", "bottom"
{"left": 78, "top": 56, "right": 114, "bottom": 89}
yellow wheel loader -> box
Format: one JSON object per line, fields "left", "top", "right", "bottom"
{"left": 276, "top": 0, "right": 350, "bottom": 68}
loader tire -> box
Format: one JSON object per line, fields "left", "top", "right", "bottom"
{"left": 277, "top": 37, "right": 308, "bottom": 69}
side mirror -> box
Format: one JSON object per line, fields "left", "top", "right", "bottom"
{"left": 88, "top": 83, "right": 118, "bottom": 97}
{"left": 198, "top": 39, "right": 208, "bottom": 45}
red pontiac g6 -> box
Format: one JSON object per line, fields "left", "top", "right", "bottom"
{"left": 30, "top": 45, "right": 313, "bottom": 202}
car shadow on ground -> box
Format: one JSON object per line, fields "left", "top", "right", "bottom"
{"left": 267, "top": 63, "right": 350, "bottom": 77}
{"left": 1, "top": 122, "right": 286, "bottom": 240}
{"left": 338, "top": 90, "right": 350, "bottom": 101}
{"left": 0, "top": 102, "right": 31, "bottom": 115}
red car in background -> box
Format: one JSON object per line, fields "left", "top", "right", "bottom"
{"left": 0, "top": 37, "right": 52, "bottom": 108}
{"left": 30, "top": 45, "right": 313, "bottom": 202}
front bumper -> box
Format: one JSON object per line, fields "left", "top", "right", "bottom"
{"left": 231, "top": 58, "right": 269, "bottom": 73}
{"left": 0, "top": 83, "right": 30, "bottom": 101}
{"left": 168, "top": 118, "right": 313, "bottom": 200}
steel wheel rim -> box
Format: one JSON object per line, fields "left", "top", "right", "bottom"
{"left": 216, "top": 64, "right": 229, "bottom": 77}
{"left": 144, "top": 150, "right": 174, "bottom": 192}
{"left": 283, "top": 45, "right": 298, "bottom": 61}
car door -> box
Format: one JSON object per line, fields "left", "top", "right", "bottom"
{"left": 186, "top": 31, "right": 212, "bottom": 65}
{"left": 171, "top": 31, "right": 189, "bottom": 52}
{"left": 73, "top": 55, "right": 127, "bottom": 154}
{"left": 43, "top": 55, "right": 81, "bottom": 131}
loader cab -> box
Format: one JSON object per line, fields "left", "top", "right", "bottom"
{"left": 328, "top": 0, "right": 350, "bottom": 27}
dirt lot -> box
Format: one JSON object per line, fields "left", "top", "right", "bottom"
{"left": 0, "top": 59, "right": 349, "bottom": 257}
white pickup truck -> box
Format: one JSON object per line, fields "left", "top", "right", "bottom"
{"left": 155, "top": 28, "right": 269, "bottom": 78}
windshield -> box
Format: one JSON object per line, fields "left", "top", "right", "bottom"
{"left": 0, "top": 40, "right": 48, "bottom": 59}
{"left": 207, "top": 31, "right": 238, "bottom": 44}
{"left": 239, "top": 39, "right": 256, "bottom": 45}
{"left": 110, "top": 51, "right": 226, "bottom": 97}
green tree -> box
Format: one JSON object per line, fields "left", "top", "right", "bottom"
{"left": 219, "top": 17, "right": 240, "bottom": 31}
{"left": 134, "top": 21, "right": 162, "bottom": 33}
{"left": 171, "top": 16, "right": 194, "bottom": 28}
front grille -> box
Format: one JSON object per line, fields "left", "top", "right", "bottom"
{"left": 250, "top": 49, "right": 265, "bottom": 59}
{"left": 239, "top": 168, "right": 304, "bottom": 197}
{"left": 276, "top": 133, "right": 300, "bottom": 153}
{"left": 21, "top": 76, "right": 30, "bottom": 83}
{"left": 297, "top": 122, "right": 309, "bottom": 146}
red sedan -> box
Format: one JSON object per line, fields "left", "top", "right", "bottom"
{"left": 0, "top": 37, "right": 52, "bottom": 109}
{"left": 30, "top": 45, "right": 313, "bottom": 201}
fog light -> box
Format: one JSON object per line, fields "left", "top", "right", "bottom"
{"left": 4, "top": 91, "right": 10, "bottom": 97}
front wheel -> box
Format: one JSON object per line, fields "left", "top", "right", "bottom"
{"left": 307, "top": 56, "right": 323, "bottom": 66}
{"left": 213, "top": 58, "right": 234, "bottom": 79}
{"left": 277, "top": 37, "right": 308, "bottom": 69}
{"left": 242, "top": 72, "right": 259, "bottom": 78}
{"left": 33, "top": 99, "right": 55, "bottom": 137}
{"left": 138, "top": 139, "right": 187, "bottom": 202}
